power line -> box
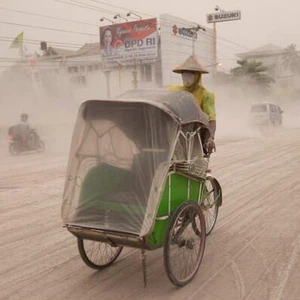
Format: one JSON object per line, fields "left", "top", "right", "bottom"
{"left": 0, "top": 7, "right": 98, "bottom": 27}
{"left": 217, "top": 41, "right": 247, "bottom": 52}
{"left": 217, "top": 36, "right": 249, "bottom": 51}
{"left": 161, "top": 40, "right": 238, "bottom": 61}
{"left": 0, "top": 40, "right": 236, "bottom": 66}
{"left": 0, "top": 57, "right": 103, "bottom": 63}
{"left": 160, "top": 17, "right": 250, "bottom": 51}
{"left": 54, "top": 0, "right": 117, "bottom": 16}
{"left": 88, "top": 0, "right": 153, "bottom": 18}
{"left": 0, "top": 21, "right": 98, "bottom": 36}
{"left": 0, "top": 61, "right": 101, "bottom": 66}
{"left": 0, "top": 2, "right": 249, "bottom": 65}
{"left": 0, "top": 57, "right": 23, "bottom": 61}
{"left": 54, "top": 0, "right": 249, "bottom": 53}
{"left": 162, "top": 32, "right": 247, "bottom": 53}
{"left": 218, "top": 57, "right": 238, "bottom": 61}
{"left": 0, "top": 36, "right": 83, "bottom": 48}
{"left": 162, "top": 40, "right": 213, "bottom": 50}
{"left": 0, "top": 58, "right": 233, "bottom": 72}
{"left": 99, "top": 0, "right": 248, "bottom": 51}
{"left": 71, "top": 0, "right": 117, "bottom": 14}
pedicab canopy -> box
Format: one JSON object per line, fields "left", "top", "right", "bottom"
{"left": 62, "top": 90, "right": 209, "bottom": 237}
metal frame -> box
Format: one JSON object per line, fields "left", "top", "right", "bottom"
{"left": 153, "top": 124, "right": 209, "bottom": 222}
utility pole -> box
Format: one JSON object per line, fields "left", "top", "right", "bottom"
{"left": 207, "top": 6, "right": 241, "bottom": 76}
{"left": 19, "top": 44, "right": 24, "bottom": 61}
{"left": 182, "top": 25, "right": 206, "bottom": 56}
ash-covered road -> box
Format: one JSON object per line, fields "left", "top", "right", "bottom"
{"left": 1, "top": 127, "right": 299, "bottom": 300}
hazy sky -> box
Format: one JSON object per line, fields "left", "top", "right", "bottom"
{"left": 1, "top": 0, "right": 300, "bottom": 72}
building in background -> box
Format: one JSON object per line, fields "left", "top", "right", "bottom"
{"left": 1, "top": 14, "right": 215, "bottom": 104}
{"left": 237, "top": 43, "right": 300, "bottom": 97}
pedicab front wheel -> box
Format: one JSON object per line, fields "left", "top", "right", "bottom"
{"left": 163, "top": 201, "right": 206, "bottom": 287}
{"left": 77, "top": 238, "right": 123, "bottom": 270}
{"left": 202, "top": 176, "right": 221, "bottom": 236}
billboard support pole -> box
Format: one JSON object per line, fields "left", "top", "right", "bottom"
{"left": 103, "top": 69, "right": 111, "bottom": 98}
{"left": 132, "top": 69, "right": 138, "bottom": 89}
{"left": 118, "top": 63, "right": 122, "bottom": 93}
{"left": 132, "top": 59, "right": 138, "bottom": 89}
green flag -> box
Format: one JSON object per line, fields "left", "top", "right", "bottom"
{"left": 10, "top": 32, "right": 24, "bottom": 49}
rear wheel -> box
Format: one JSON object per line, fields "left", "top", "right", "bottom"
{"left": 202, "top": 176, "right": 220, "bottom": 236}
{"left": 164, "top": 201, "right": 206, "bottom": 287}
{"left": 9, "top": 144, "right": 19, "bottom": 155}
{"left": 77, "top": 238, "right": 123, "bottom": 270}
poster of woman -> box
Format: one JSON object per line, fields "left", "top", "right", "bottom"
{"left": 99, "top": 19, "right": 157, "bottom": 63}
{"left": 100, "top": 27, "right": 119, "bottom": 57}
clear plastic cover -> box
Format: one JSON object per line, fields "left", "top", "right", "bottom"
{"left": 62, "top": 100, "right": 177, "bottom": 236}
{"left": 62, "top": 90, "right": 209, "bottom": 237}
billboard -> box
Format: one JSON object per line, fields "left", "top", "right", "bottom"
{"left": 206, "top": 10, "right": 241, "bottom": 23}
{"left": 99, "top": 18, "right": 158, "bottom": 65}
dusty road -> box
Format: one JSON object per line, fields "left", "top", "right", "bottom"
{"left": 0, "top": 126, "right": 300, "bottom": 300}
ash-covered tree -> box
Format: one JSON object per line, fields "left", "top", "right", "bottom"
{"left": 282, "top": 44, "right": 300, "bottom": 75}
{"left": 230, "top": 59, "right": 275, "bottom": 94}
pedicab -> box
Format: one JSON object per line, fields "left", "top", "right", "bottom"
{"left": 61, "top": 89, "right": 222, "bottom": 287}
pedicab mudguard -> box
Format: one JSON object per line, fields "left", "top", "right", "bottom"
{"left": 209, "top": 176, "right": 222, "bottom": 207}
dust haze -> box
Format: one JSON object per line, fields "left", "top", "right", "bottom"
{"left": 1, "top": 67, "right": 300, "bottom": 300}
{"left": 1, "top": 70, "right": 300, "bottom": 158}
{"left": 0, "top": 68, "right": 78, "bottom": 157}
{"left": 208, "top": 78, "right": 300, "bottom": 142}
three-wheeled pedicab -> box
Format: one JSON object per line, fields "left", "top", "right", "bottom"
{"left": 61, "top": 90, "right": 222, "bottom": 287}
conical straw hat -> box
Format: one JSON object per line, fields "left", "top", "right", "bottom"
{"left": 173, "top": 55, "right": 209, "bottom": 74}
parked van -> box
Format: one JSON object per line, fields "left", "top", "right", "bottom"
{"left": 251, "top": 102, "right": 283, "bottom": 126}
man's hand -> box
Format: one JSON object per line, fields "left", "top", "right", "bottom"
{"left": 206, "top": 137, "right": 216, "bottom": 154}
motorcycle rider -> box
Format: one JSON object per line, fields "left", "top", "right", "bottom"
{"left": 8, "top": 113, "right": 44, "bottom": 154}
{"left": 17, "top": 113, "right": 31, "bottom": 146}
{"left": 169, "top": 55, "right": 216, "bottom": 153}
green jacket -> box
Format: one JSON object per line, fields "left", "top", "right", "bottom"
{"left": 169, "top": 84, "right": 216, "bottom": 121}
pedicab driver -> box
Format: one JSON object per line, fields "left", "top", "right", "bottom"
{"left": 169, "top": 55, "right": 216, "bottom": 153}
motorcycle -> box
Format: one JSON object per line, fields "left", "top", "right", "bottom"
{"left": 8, "top": 127, "right": 45, "bottom": 155}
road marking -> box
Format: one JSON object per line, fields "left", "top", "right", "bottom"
{"left": 270, "top": 234, "right": 300, "bottom": 300}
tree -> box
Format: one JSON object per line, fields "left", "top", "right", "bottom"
{"left": 282, "top": 44, "right": 300, "bottom": 75}
{"left": 230, "top": 59, "right": 275, "bottom": 94}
